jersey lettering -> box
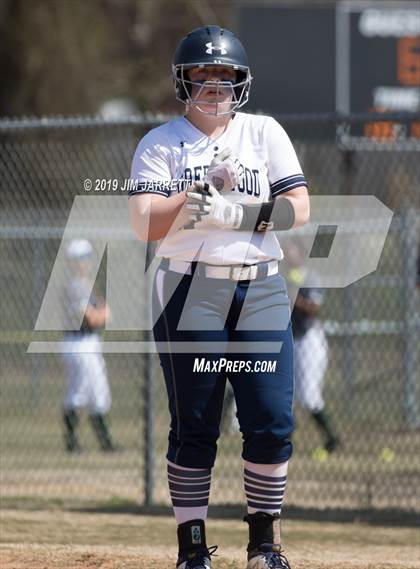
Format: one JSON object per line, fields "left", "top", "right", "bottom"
{"left": 181, "top": 164, "right": 260, "bottom": 197}
{"left": 237, "top": 167, "right": 261, "bottom": 197}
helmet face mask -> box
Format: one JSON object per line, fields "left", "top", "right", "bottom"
{"left": 172, "top": 26, "right": 252, "bottom": 117}
{"left": 173, "top": 63, "right": 251, "bottom": 116}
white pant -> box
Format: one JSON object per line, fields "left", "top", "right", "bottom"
{"left": 62, "top": 333, "right": 111, "bottom": 415}
{"left": 294, "top": 325, "right": 328, "bottom": 413}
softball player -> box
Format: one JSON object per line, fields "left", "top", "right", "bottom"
{"left": 129, "top": 26, "right": 309, "bottom": 569}
{"left": 61, "top": 239, "right": 116, "bottom": 453}
{"left": 288, "top": 270, "right": 340, "bottom": 454}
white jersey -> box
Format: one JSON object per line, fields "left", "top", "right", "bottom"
{"left": 129, "top": 112, "right": 307, "bottom": 265}
{"left": 62, "top": 276, "right": 92, "bottom": 332}
{"left": 61, "top": 276, "right": 111, "bottom": 415}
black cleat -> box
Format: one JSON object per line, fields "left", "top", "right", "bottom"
{"left": 247, "top": 544, "right": 291, "bottom": 568}
{"left": 176, "top": 519, "right": 217, "bottom": 569}
{"left": 324, "top": 436, "right": 341, "bottom": 454}
{"left": 176, "top": 545, "right": 217, "bottom": 568}
{"left": 65, "top": 441, "right": 82, "bottom": 453}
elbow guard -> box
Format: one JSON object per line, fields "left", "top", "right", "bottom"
{"left": 238, "top": 198, "right": 295, "bottom": 232}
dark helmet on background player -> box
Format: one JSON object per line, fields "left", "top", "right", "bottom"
{"left": 172, "top": 25, "right": 252, "bottom": 115}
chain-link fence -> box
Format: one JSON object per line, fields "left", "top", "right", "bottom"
{"left": 0, "top": 113, "right": 419, "bottom": 517}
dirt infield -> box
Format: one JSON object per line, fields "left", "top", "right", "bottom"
{"left": 1, "top": 509, "right": 419, "bottom": 569}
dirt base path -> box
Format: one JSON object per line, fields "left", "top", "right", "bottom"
{"left": 1, "top": 509, "right": 418, "bottom": 569}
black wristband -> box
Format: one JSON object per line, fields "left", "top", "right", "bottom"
{"left": 238, "top": 197, "right": 295, "bottom": 232}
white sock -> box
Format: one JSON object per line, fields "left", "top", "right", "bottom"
{"left": 244, "top": 460, "right": 288, "bottom": 515}
{"left": 167, "top": 461, "right": 211, "bottom": 525}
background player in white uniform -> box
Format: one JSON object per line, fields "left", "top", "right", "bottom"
{"left": 285, "top": 245, "right": 340, "bottom": 455}
{"left": 129, "top": 26, "right": 310, "bottom": 569}
{"left": 61, "top": 239, "right": 116, "bottom": 453}
{"left": 223, "top": 254, "right": 341, "bottom": 453}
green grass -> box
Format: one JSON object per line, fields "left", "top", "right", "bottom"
{"left": 1, "top": 401, "right": 419, "bottom": 512}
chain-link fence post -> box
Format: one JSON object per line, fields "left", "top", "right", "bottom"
{"left": 402, "top": 208, "right": 420, "bottom": 429}
{"left": 31, "top": 238, "right": 45, "bottom": 410}
{"left": 342, "top": 149, "right": 356, "bottom": 399}
{"left": 143, "top": 243, "right": 155, "bottom": 506}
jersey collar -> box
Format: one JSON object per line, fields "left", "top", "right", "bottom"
{"left": 181, "top": 112, "right": 237, "bottom": 143}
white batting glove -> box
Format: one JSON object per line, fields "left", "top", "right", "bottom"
{"left": 186, "top": 181, "right": 243, "bottom": 229}
{"left": 204, "top": 147, "right": 244, "bottom": 193}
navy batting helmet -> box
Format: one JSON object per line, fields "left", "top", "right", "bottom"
{"left": 172, "top": 26, "right": 252, "bottom": 115}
